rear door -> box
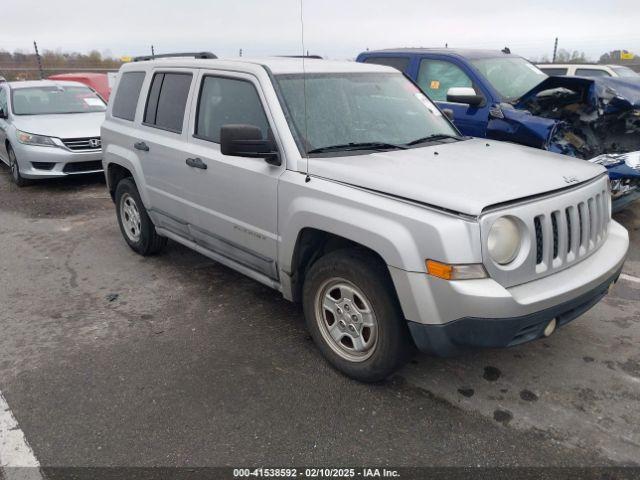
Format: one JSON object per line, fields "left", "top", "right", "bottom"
{"left": 135, "top": 69, "right": 196, "bottom": 239}
{"left": 415, "top": 56, "right": 490, "bottom": 137}
{"left": 180, "top": 70, "right": 283, "bottom": 279}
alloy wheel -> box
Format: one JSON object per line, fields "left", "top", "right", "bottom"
{"left": 314, "top": 278, "right": 378, "bottom": 362}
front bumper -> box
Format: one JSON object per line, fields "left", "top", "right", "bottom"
{"left": 408, "top": 267, "right": 621, "bottom": 356}
{"left": 13, "top": 143, "right": 103, "bottom": 179}
{"left": 390, "top": 220, "right": 629, "bottom": 356}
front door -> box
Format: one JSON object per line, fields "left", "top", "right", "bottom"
{"left": 415, "top": 57, "right": 489, "bottom": 137}
{"left": 182, "top": 71, "right": 282, "bottom": 279}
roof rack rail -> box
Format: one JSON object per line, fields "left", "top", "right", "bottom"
{"left": 133, "top": 52, "right": 217, "bottom": 62}
{"left": 279, "top": 55, "right": 323, "bottom": 60}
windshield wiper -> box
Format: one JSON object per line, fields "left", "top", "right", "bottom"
{"left": 405, "top": 133, "right": 464, "bottom": 146}
{"left": 307, "top": 141, "right": 408, "bottom": 154}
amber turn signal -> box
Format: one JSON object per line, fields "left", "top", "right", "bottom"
{"left": 426, "top": 260, "right": 487, "bottom": 280}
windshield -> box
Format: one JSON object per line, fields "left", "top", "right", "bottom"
{"left": 471, "top": 57, "right": 547, "bottom": 101}
{"left": 275, "top": 72, "right": 459, "bottom": 155}
{"left": 611, "top": 66, "right": 640, "bottom": 78}
{"left": 11, "top": 85, "right": 107, "bottom": 115}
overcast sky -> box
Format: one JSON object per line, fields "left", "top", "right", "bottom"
{"left": 2, "top": 0, "right": 639, "bottom": 61}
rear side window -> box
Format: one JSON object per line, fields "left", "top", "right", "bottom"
{"left": 0, "top": 88, "right": 7, "bottom": 114}
{"left": 362, "top": 56, "right": 410, "bottom": 73}
{"left": 575, "top": 68, "right": 611, "bottom": 78}
{"left": 144, "top": 72, "right": 193, "bottom": 133}
{"left": 112, "top": 72, "right": 145, "bottom": 121}
{"left": 539, "top": 68, "right": 568, "bottom": 76}
{"left": 195, "top": 76, "right": 269, "bottom": 144}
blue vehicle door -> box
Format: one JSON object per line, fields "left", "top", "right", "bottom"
{"left": 413, "top": 56, "right": 490, "bottom": 137}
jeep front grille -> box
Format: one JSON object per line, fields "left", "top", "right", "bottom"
{"left": 481, "top": 175, "right": 611, "bottom": 288}
{"left": 533, "top": 190, "right": 608, "bottom": 270}
{"left": 61, "top": 137, "right": 101, "bottom": 151}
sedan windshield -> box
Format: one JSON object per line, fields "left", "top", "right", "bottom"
{"left": 275, "top": 72, "right": 459, "bottom": 155}
{"left": 611, "top": 66, "right": 640, "bottom": 78}
{"left": 11, "top": 85, "right": 106, "bottom": 115}
{"left": 471, "top": 57, "right": 547, "bottom": 101}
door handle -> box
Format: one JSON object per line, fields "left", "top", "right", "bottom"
{"left": 134, "top": 141, "right": 149, "bottom": 152}
{"left": 185, "top": 157, "right": 207, "bottom": 170}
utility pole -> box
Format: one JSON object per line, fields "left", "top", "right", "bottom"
{"left": 33, "top": 41, "right": 44, "bottom": 79}
{"left": 239, "top": 48, "right": 243, "bottom": 57}
{"left": 151, "top": 45, "right": 155, "bottom": 58}
{"left": 552, "top": 37, "right": 558, "bottom": 63}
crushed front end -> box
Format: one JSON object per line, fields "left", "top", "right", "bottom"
{"left": 488, "top": 76, "right": 640, "bottom": 212}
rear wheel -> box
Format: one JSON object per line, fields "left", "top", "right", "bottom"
{"left": 302, "top": 249, "right": 415, "bottom": 382}
{"left": 115, "top": 178, "right": 167, "bottom": 255}
{"left": 7, "top": 144, "right": 29, "bottom": 187}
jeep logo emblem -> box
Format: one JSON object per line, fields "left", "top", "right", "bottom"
{"left": 89, "top": 138, "right": 101, "bottom": 148}
{"left": 563, "top": 175, "right": 579, "bottom": 184}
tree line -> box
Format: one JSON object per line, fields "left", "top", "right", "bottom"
{"left": 1, "top": 47, "right": 638, "bottom": 81}
{"left": 0, "top": 49, "right": 123, "bottom": 81}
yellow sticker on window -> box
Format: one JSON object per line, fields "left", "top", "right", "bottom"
{"left": 430, "top": 80, "right": 440, "bottom": 89}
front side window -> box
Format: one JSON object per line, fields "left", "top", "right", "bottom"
{"left": 363, "top": 56, "right": 410, "bottom": 73}
{"left": 275, "top": 72, "right": 458, "bottom": 155}
{"left": 417, "top": 59, "right": 473, "bottom": 102}
{"left": 112, "top": 72, "right": 145, "bottom": 121}
{"left": 144, "top": 72, "right": 192, "bottom": 133}
{"left": 471, "top": 57, "right": 547, "bottom": 101}
{"left": 195, "top": 76, "right": 269, "bottom": 143}
{"left": 11, "top": 85, "right": 106, "bottom": 115}
{"left": 575, "top": 68, "right": 611, "bottom": 78}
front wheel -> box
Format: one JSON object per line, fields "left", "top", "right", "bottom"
{"left": 115, "top": 178, "right": 167, "bottom": 256}
{"left": 7, "top": 144, "right": 30, "bottom": 187}
{"left": 302, "top": 249, "right": 415, "bottom": 382}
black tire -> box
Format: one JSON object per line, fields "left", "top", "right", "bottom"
{"left": 302, "top": 249, "right": 415, "bottom": 382}
{"left": 7, "top": 144, "right": 30, "bottom": 187}
{"left": 114, "top": 178, "right": 167, "bottom": 256}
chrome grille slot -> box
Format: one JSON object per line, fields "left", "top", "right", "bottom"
{"left": 480, "top": 176, "right": 611, "bottom": 288}
{"left": 587, "top": 197, "right": 595, "bottom": 246}
{"left": 534, "top": 216, "right": 543, "bottom": 264}
{"left": 551, "top": 212, "right": 559, "bottom": 259}
{"left": 565, "top": 208, "right": 572, "bottom": 255}
{"left": 61, "top": 137, "right": 102, "bottom": 151}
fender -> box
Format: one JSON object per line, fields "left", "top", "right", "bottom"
{"left": 102, "top": 141, "right": 151, "bottom": 208}
{"left": 486, "top": 104, "right": 558, "bottom": 150}
{"left": 277, "top": 173, "right": 482, "bottom": 277}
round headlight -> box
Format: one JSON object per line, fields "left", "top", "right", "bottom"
{"left": 488, "top": 217, "right": 521, "bottom": 265}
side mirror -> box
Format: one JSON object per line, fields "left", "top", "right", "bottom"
{"left": 442, "top": 108, "right": 455, "bottom": 121}
{"left": 446, "top": 87, "right": 484, "bottom": 107}
{"left": 0, "top": 108, "right": 7, "bottom": 119}
{"left": 220, "top": 124, "right": 281, "bottom": 166}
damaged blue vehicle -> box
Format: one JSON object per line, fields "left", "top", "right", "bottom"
{"left": 356, "top": 49, "right": 640, "bottom": 212}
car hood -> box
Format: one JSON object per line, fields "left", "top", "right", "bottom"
{"left": 11, "top": 112, "right": 105, "bottom": 139}
{"left": 308, "top": 138, "right": 605, "bottom": 216}
{"left": 514, "top": 75, "right": 640, "bottom": 112}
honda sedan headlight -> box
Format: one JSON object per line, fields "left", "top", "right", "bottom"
{"left": 16, "top": 130, "right": 57, "bottom": 147}
{"left": 488, "top": 217, "right": 521, "bottom": 265}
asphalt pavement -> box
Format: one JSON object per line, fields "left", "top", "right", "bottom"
{"left": 0, "top": 166, "right": 639, "bottom": 472}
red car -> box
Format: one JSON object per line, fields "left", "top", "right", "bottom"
{"left": 47, "top": 72, "right": 112, "bottom": 101}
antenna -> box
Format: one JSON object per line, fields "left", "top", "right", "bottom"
{"left": 300, "top": 0, "right": 311, "bottom": 183}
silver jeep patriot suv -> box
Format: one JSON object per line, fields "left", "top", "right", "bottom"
{"left": 102, "top": 52, "right": 629, "bottom": 382}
